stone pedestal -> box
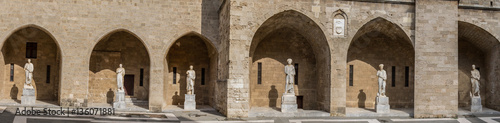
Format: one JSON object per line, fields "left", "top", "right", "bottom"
{"left": 471, "top": 96, "right": 482, "bottom": 112}
{"left": 184, "top": 94, "right": 196, "bottom": 110}
{"left": 375, "top": 96, "right": 390, "bottom": 113}
{"left": 281, "top": 93, "right": 297, "bottom": 112}
{"left": 113, "top": 91, "right": 126, "bottom": 109}
{"left": 21, "top": 88, "right": 36, "bottom": 105}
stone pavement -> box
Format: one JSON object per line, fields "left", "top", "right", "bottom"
{"left": 0, "top": 106, "right": 500, "bottom": 123}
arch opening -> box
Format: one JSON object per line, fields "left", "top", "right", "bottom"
{"left": 249, "top": 10, "right": 331, "bottom": 113}
{"left": 89, "top": 31, "right": 150, "bottom": 109}
{"left": 0, "top": 26, "right": 62, "bottom": 105}
{"left": 458, "top": 21, "right": 500, "bottom": 111}
{"left": 346, "top": 17, "right": 415, "bottom": 112}
{"left": 164, "top": 33, "right": 218, "bottom": 108}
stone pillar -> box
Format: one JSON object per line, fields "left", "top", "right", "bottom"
{"left": 471, "top": 97, "right": 482, "bottom": 112}
{"left": 113, "top": 91, "right": 126, "bottom": 109}
{"left": 21, "top": 88, "right": 36, "bottom": 105}
{"left": 414, "top": 0, "right": 458, "bottom": 118}
{"left": 184, "top": 94, "right": 196, "bottom": 110}
{"left": 281, "top": 93, "right": 297, "bottom": 112}
{"left": 375, "top": 96, "right": 390, "bottom": 113}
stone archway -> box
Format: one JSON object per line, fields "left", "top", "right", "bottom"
{"left": 164, "top": 32, "right": 217, "bottom": 107}
{"left": 89, "top": 30, "right": 150, "bottom": 108}
{"left": 347, "top": 17, "right": 415, "bottom": 110}
{"left": 248, "top": 10, "right": 331, "bottom": 113}
{"left": 0, "top": 25, "right": 62, "bottom": 105}
{"left": 458, "top": 21, "right": 500, "bottom": 111}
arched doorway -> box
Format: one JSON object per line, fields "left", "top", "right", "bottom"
{"left": 249, "top": 10, "right": 330, "bottom": 114}
{"left": 458, "top": 21, "right": 500, "bottom": 111}
{"left": 0, "top": 25, "right": 62, "bottom": 105}
{"left": 89, "top": 30, "right": 150, "bottom": 109}
{"left": 346, "top": 18, "right": 414, "bottom": 114}
{"left": 164, "top": 32, "right": 217, "bottom": 108}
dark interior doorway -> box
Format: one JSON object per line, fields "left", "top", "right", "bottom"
{"left": 124, "top": 75, "right": 134, "bottom": 96}
{"left": 297, "top": 95, "right": 303, "bottom": 109}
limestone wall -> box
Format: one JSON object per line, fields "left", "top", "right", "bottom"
{"left": 414, "top": 0, "right": 459, "bottom": 118}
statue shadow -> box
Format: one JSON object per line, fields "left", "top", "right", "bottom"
{"left": 10, "top": 84, "right": 18, "bottom": 100}
{"left": 106, "top": 89, "right": 114, "bottom": 104}
{"left": 357, "top": 89, "right": 366, "bottom": 108}
{"left": 268, "top": 85, "right": 278, "bottom": 108}
{"left": 172, "top": 91, "right": 180, "bottom": 105}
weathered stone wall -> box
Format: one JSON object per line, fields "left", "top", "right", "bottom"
{"left": 414, "top": 0, "right": 458, "bottom": 118}
{"left": 347, "top": 33, "right": 414, "bottom": 108}
{"left": 0, "top": 0, "right": 219, "bottom": 111}
{"left": 460, "top": 0, "right": 500, "bottom": 7}
{"left": 250, "top": 28, "right": 318, "bottom": 110}
{"left": 217, "top": 0, "right": 230, "bottom": 116}
{"left": 0, "top": 27, "right": 60, "bottom": 101}
{"left": 89, "top": 31, "right": 150, "bottom": 103}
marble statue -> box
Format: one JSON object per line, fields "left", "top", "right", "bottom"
{"left": 470, "top": 64, "right": 480, "bottom": 97}
{"left": 377, "top": 64, "right": 387, "bottom": 97}
{"left": 284, "top": 58, "right": 296, "bottom": 94}
{"left": 22, "top": 59, "right": 36, "bottom": 105}
{"left": 116, "top": 64, "right": 125, "bottom": 92}
{"left": 24, "top": 59, "right": 34, "bottom": 88}
{"left": 186, "top": 65, "right": 195, "bottom": 95}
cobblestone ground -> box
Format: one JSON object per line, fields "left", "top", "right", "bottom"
{"left": 1, "top": 106, "right": 500, "bottom": 123}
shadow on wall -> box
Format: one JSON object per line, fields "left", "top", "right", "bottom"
{"left": 10, "top": 84, "right": 18, "bottom": 99}
{"left": 172, "top": 91, "right": 180, "bottom": 105}
{"left": 268, "top": 85, "right": 278, "bottom": 107}
{"left": 358, "top": 89, "right": 366, "bottom": 108}
{"left": 106, "top": 88, "right": 114, "bottom": 104}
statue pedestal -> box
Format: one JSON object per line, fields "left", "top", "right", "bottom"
{"left": 184, "top": 94, "right": 196, "bottom": 110}
{"left": 21, "top": 88, "right": 36, "bottom": 105}
{"left": 281, "top": 93, "right": 297, "bottom": 112}
{"left": 471, "top": 96, "right": 482, "bottom": 112}
{"left": 375, "top": 96, "right": 390, "bottom": 113}
{"left": 113, "top": 91, "right": 126, "bottom": 109}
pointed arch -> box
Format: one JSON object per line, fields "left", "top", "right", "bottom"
{"left": 0, "top": 24, "right": 63, "bottom": 104}
{"left": 350, "top": 17, "right": 414, "bottom": 49}
{"left": 248, "top": 10, "right": 331, "bottom": 112}
{"left": 88, "top": 29, "right": 151, "bottom": 106}
{"left": 164, "top": 31, "right": 218, "bottom": 107}
{"left": 457, "top": 21, "right": 500, "bottom": 110}
{"left": 346, "top": 17, "right": 415, "bottom": 110}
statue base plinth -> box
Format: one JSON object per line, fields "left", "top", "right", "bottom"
{"left": 281, "top": 93, "right": 297, "bottom": 112}
{"left": 375, "top": 96, "right": 390, "bottom": 113}
{"left": 471, "top": 96, "right": 482, "bottom": 112}
{"left": 184, "top": 94, "right": 196, "bottom": 110}
{"left": 21, "top": 88, "right": 36, "bottom": 105}
{"left": 113, "top": 91, "right": 126, "bottom": 109}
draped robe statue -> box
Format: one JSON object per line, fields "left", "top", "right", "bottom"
{"left": 377, "top": 64, "right": 387, "bottom": 97}
{"left": 116, "top": 64, "right": 125, "bottom": 92}
{"left": 186, "top": 65, "right": 195, "bottom": 95}
{"left": 471, "top": 64, "right": 480, "bottom": 97}
{"left": 284, "top": 58, "right": 295, "bottom": 94}
{"left": 24, "top": 59, "right": 34, "bottom": 88}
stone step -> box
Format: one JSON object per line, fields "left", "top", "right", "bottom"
{"left": 123, "top": 98, "right": 148, "bottom": 106}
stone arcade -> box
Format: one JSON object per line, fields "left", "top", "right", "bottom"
{"left": 0, "top": 0, "right": 499, "bottom": 119}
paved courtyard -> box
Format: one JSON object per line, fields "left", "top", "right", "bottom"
{"left": 1, "top": 106, "right": 500, "bottom": 123}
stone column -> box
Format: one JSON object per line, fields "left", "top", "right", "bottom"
{"left": 414, "top": 0, "right": 458, "bottom": 118}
